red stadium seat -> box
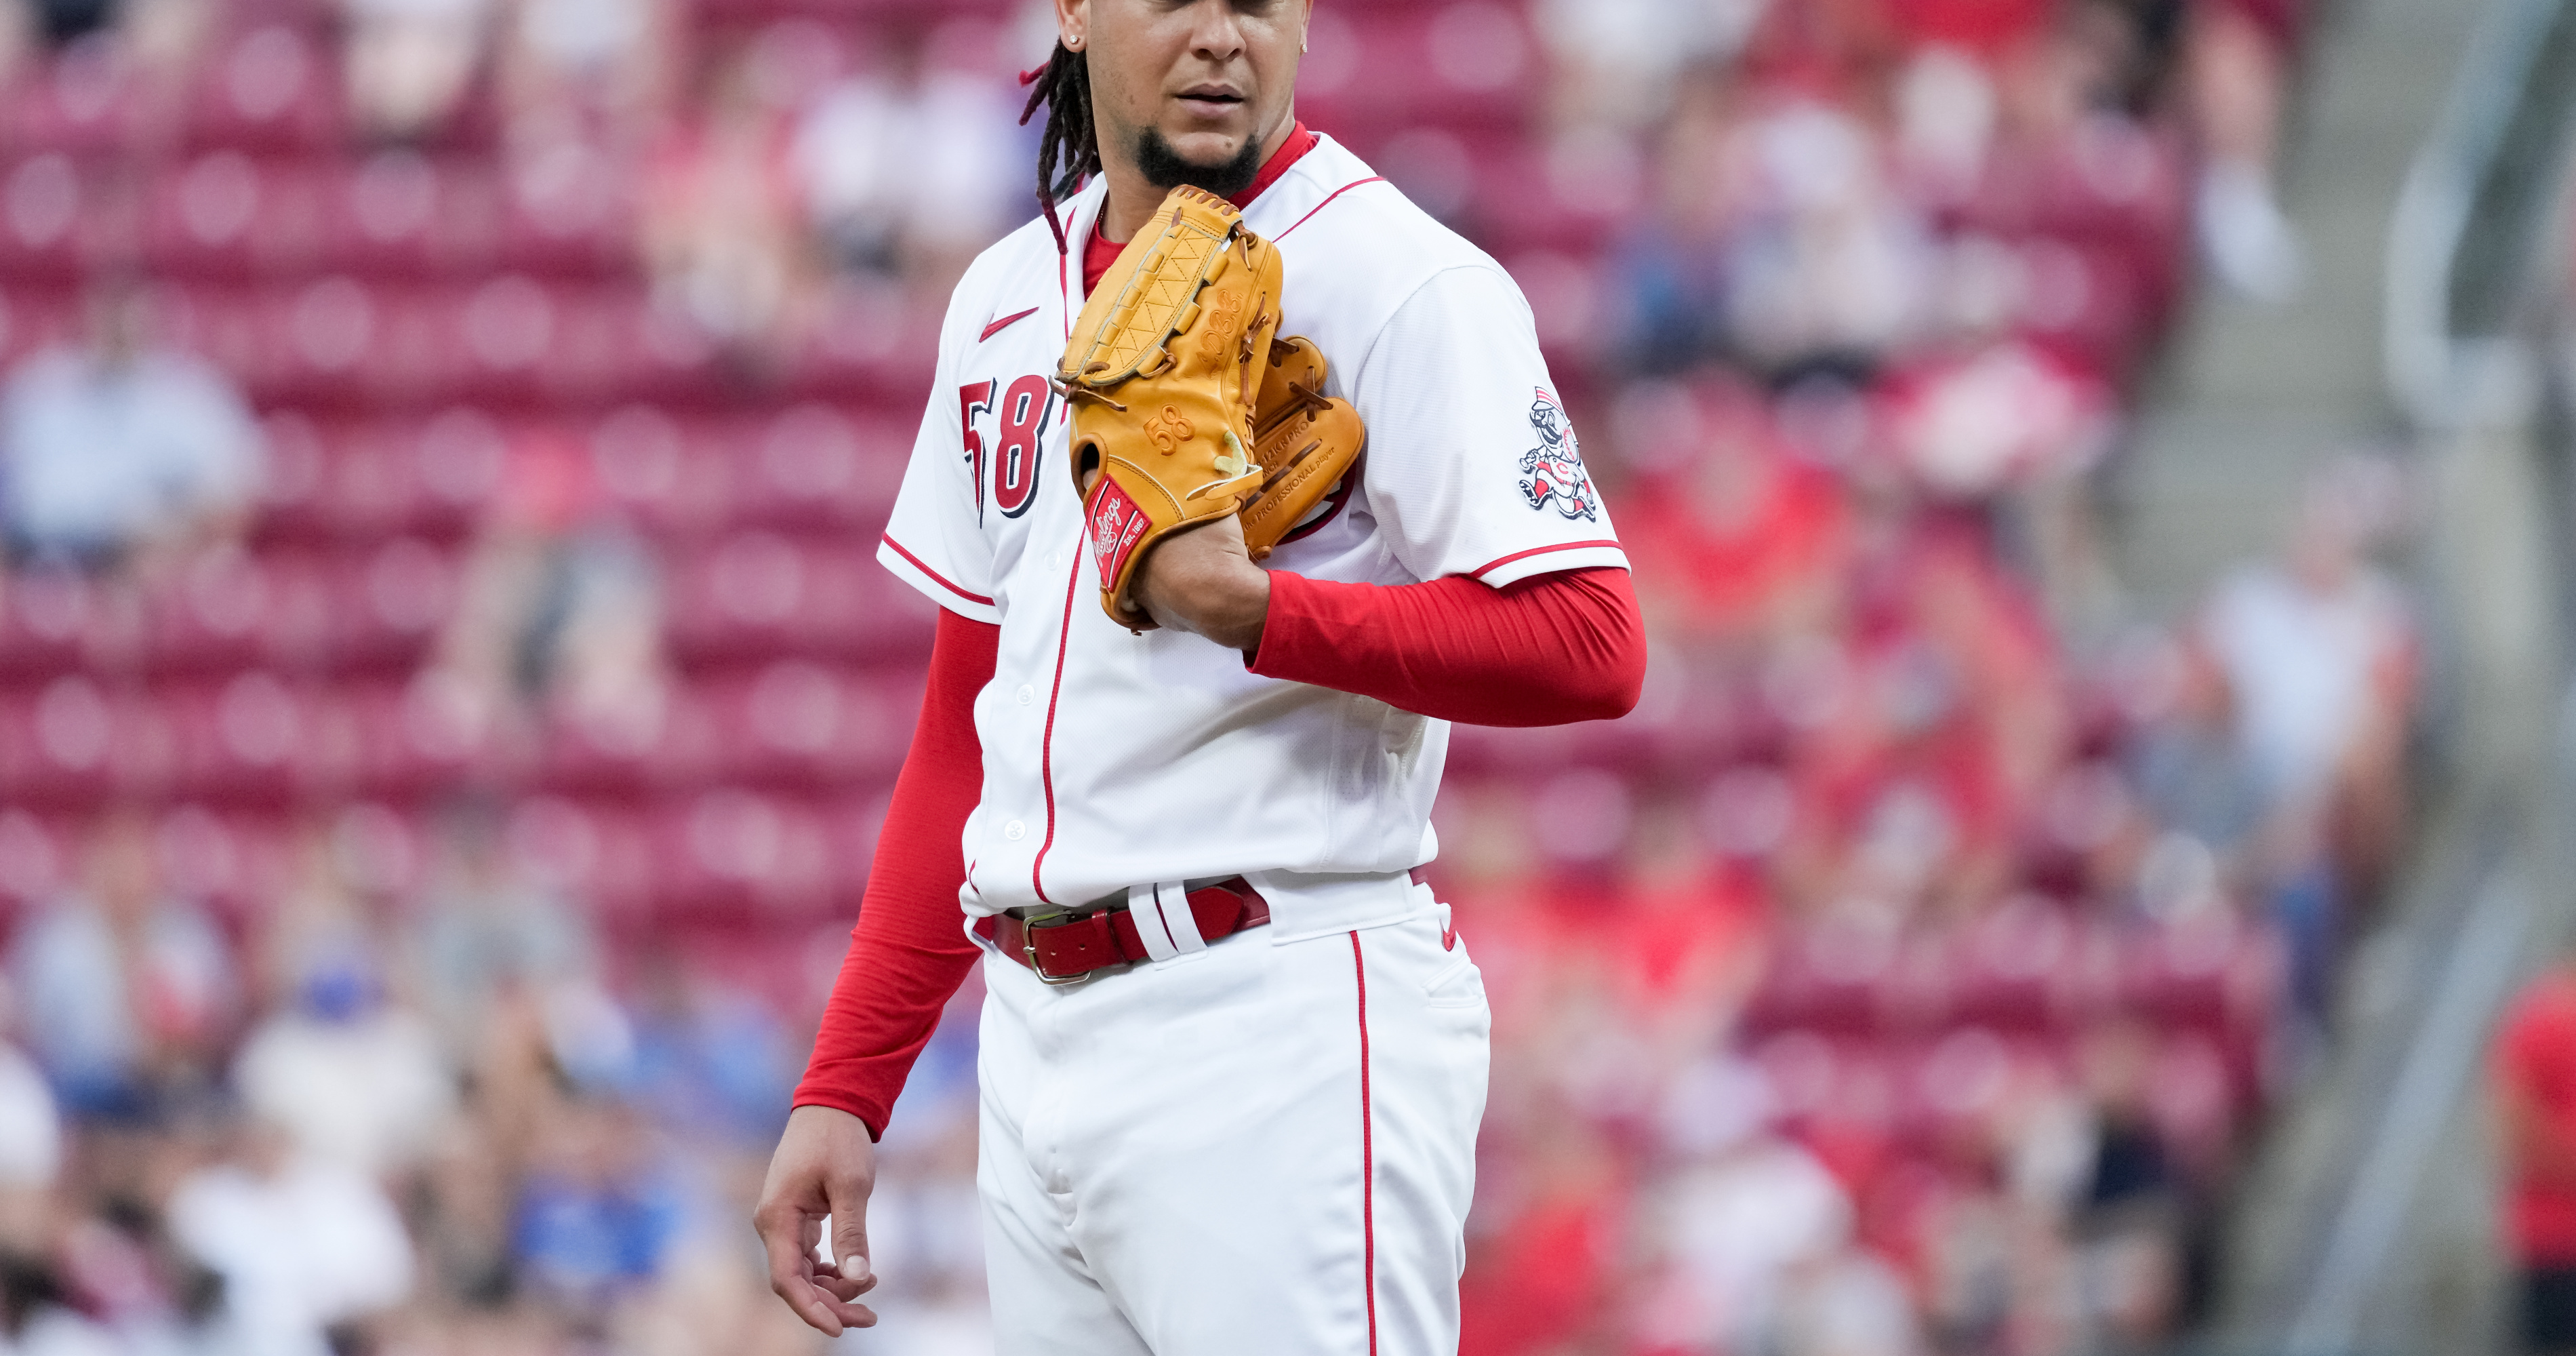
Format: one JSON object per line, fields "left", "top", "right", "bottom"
{"left": 158, "top": 670, "right": 327, "bottom": 805}
{"left": 142, "top": 153, "right": 319, "bottom": 280}
{"left": 181, "top": 26, "right": 341, "bottom": 153}
{"left": 1300, "top": 5, "right": 1535, "bottom": 137}
{"left": 703, "top": 660, "right": 910, "bottom": 791}
{"left": 1468, "top": 141, "right": 1641, "bottom": 258}
{"left": 151, "top": 801, "right": 296, "bottom": 922}
{"left": 315, "top": 412, "right": 506, "bottom": 542}
{"left": 1897, "top": 1026, "right": 2020, "bottom": 1155}
{"left": 339, "top": 674, "right": 494, "bottom": 799}
{"left": 506, "top": 795, "right": 656, "bottom": 921}
{"left": 496, "top": 145, "right": 635, "bottom": 278}
{"left": 1742, "top": 918, "right": 1904, "bottom": 1037}
{"left": 203, "top": 277, "right": 378, "bottom": 403}
{"left": 0, "top": 675, "right": 182, "bottom": 807}
{"left": 725, "top": 403, "right": 907, "bottom": 534}
{"left": 790, "top": 279, "right": 935, "bottom": 401}
{"left": 2118, "top": 912, "right": 2244, "bottom": 1030}
{"left": 2001, "top": 239, "right": 2158, "bottom": 376}
{"left": 159, "top": 283, "right": 277, "bottom": 391}
{"left": 228, "top": 279, "right": 492, "bottom": 408}
{"left": 0, "top": 567, "right": 108, "bottom": 680}
{"left": 0, "top": 807, "right": 75, "bottom": 915}
{"left": 529, "top": 285, "right": 656, "bottom": 402}
{"left": 652, "top": 787, "right": 834, "bottom": 920}
{"left": 820, "top": 786, "right": 891, "bottom": 902}
{"left": 1948, "top": 896, "right": 2089, "bottom": 1034}
{"left": 319, "top": 153, "right": 504, "bottom": 279}
{"left": 1754, "top": 1029, "right": 1900, "bottom": 1148}
{"left": 1, "top": 44, "right": 142, "bottom": 156}
{"left": 138, "top": 549, "right": 291, "bottom": 676}
{"left": 435, "top": 275, "right": 562, "bottom": 403}
{"left": 324, "top": 536, "right": 464, "bottom": 673}
{"left": 667, "top": 531, "right": 931, "bottom": 667}
{"left": 346, "top": 285, "right": 466, "bottom": 405}
{"left": 247, "top": 410, "right": 340, "bottom": 544}
{"left": 0, "top": 153, "right": 111, "bottom": 283}
{"left": 0, "top": 285, "right": 75, "bottom": 367}
{"left": 585, "top": 404, "right": 736, "bottom": 536}
{"left": 534, "top": 684, "right": 721, "bottom": 799}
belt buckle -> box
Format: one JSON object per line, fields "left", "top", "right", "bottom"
{"left": 1021, "top": 910, "right": 1090, "bottom": 987}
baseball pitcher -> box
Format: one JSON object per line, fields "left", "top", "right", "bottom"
{"left": 756, "top": 2, "right": 1647, "bottom": 1351}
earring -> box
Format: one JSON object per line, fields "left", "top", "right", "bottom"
{"left": 1301, "top": 30, "right": 1309, "bottom": 53}
{"left": 1066, "top": 33, "right": 1082, "bottom": 49}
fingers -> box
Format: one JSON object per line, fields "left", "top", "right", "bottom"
{"left": 755, "top": 1202, "right": 853, "bottom": 1338}
{"left": 813, "top": 1271, "right": 874, "bottom": 1302}
{"left": 813, "top": 1273, "right": 881, "bottom": 1331}
{"left": 755, "top": 1106, "right": 885, "bottom": 1336}
{"left": 826, "top": 1174, "right": 879, "bottom": 1297}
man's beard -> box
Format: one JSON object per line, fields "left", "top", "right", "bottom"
{"left": 1133, "top": 127, "right": 1266, "bottom": 197}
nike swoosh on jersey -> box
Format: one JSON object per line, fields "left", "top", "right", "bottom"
{"left": 981, "top": 306, "right": 1041, "bottom": 342}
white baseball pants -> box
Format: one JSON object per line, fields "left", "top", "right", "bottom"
{"left": 974, "top": 887, "right": 1489, "bottom": 1355}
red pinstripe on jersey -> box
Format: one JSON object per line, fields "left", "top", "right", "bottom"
{"left": 1466, "top": 539, "right": 1624, "bottom": 580}
{"left": 1352, "top": 931, "right": 1380, "bottom": 1356}
{"left": 882, "top": 534, "right": 995, "bottom": 607}
{"left": 1276, "top": 177, "right": 1389, "bottom": 242}
{"left": 1029, "top": 524, "right": 1087, "bottom": 906}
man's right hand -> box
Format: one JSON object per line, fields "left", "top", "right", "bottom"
{"left": 754, "top": 1104, "right": 883, "bottom": 1336}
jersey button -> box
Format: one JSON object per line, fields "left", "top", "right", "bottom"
{"left": 1047, "top": 551, "right": 1063, "bottom": 570}
{"left": 1016, "top": 685, "right": 1036, "bottom": 706}
{"left": 1004, "top": 820, "right": 1027, "bottom": 841}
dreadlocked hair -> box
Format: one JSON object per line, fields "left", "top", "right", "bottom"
{"left": 1018, "top": 43, "right": 1099, "bottom": 254}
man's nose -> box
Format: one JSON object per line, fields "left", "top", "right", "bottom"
{"left": 1185, "top": 1, "right": 1248, "bottom": 63}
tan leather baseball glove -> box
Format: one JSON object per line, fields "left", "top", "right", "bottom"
{"left": 1060, "top": 185, "right": 1283, "bottom": 629}
{"left": 1240, "top": 334, "right": 1365, "bottom": 560}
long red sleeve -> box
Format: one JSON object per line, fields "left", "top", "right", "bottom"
{"left": 1247, "top": 567, "right": 1646, "bottom": 726}
{"left": 793, "top": 609, "right": 997, "bottom": 1139}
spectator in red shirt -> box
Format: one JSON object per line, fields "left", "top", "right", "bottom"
{"left": 2499, "top": 963, "right": 2576, "bottom": 1354}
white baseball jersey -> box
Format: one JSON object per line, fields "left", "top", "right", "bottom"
{"left": 877, "top": 134, "right": 1627, "bottom": 930}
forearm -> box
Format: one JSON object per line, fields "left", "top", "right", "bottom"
{"left": 792, "top": 611, "right": 997, "bottom": 1138}
{"left": 1247, "top": 567, "right": 1645, "bottom": 726}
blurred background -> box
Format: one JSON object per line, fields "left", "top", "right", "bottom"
{"left": 0, "top": 0, "right": 2573, "bottom": 1351}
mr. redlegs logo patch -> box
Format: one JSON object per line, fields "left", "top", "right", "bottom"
{"left": 1518, "top": 388, "right": 1598, "bottom": 522}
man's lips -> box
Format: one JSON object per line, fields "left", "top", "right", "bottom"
{"left": 1175, "top": 86, "right": 1245, "bottom": 115}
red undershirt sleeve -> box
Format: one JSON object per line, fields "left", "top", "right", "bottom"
{"left": 1247, "top": 567, "right": 1646, "bottom": 727}
{"left": 792, "top": 608, "right": 997, "bottom": 1140}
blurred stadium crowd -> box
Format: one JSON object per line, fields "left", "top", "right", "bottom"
{"left": 0, "top": 0, "right": 2422, "bottom": 1351}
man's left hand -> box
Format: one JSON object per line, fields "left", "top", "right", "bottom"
{"left": 1131, "top": 513, "right": 1271, "bottom": 651}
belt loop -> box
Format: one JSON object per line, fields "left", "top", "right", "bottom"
{"left": 1129, "top": 881, "right": 1207, "bottom": 963}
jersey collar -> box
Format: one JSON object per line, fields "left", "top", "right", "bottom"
{"left": 1077, "top": 121, "right": 1320, "bottom": 296}
{"left": 1230, "top": 120, "right": 1320, "bottom": 210}
{"left": 1077, "top": 118, "right": 1319, "bottom": 252}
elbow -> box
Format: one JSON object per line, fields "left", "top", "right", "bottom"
{"left": 1545, "top": 572, "right": 1648, "bottom": 723}
{"left": 1569, "top": 649, "right": 1647, "bottom": 722}
{"left": 1549, "top": 622, "right": 1647, "bottom": 723}
{"left": 1577, "top": 573, "right": 1649, "bottom": 721}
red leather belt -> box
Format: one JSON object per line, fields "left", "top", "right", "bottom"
{"left": 976, "top": 877, "right": 1271, "bottom": 984}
